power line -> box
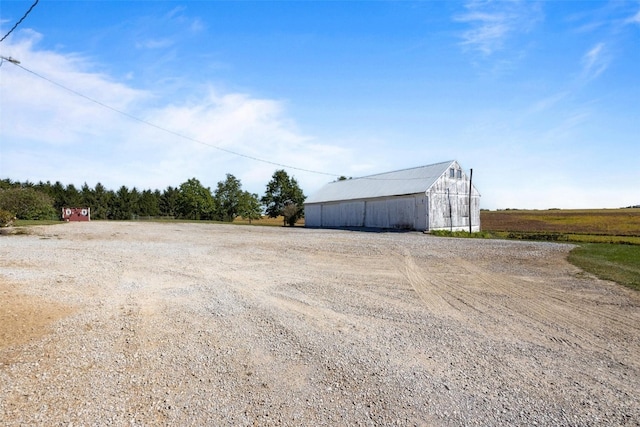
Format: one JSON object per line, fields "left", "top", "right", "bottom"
{"left": 0, "top": 0, "right": 40, "bottom": 43}
{"left": 8, "top": 60, "right": 341, "bottom": 178}
{"left": 3, "top": 59, "right": 440, "bottom": 183}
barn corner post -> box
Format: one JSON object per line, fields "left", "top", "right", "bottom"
{"left": 468, "top": 168, "right": 473, "bottom": 234}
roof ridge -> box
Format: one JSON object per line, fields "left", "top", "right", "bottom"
{"left": 354, "top": 160, "right": 455, "bottom": 180}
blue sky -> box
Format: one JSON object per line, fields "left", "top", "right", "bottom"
{"left": 1, "top": 1, "right": 638, "bottom": 209}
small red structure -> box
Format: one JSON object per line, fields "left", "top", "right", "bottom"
{"left": 62, "top": 207, "right": 91, "bottom": 222}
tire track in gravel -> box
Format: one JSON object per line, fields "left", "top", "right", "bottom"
{"left": 395, "top": 248, "right": 490, "bottom": 320}
{"left": 397, "top": 249, "right": 575, "bottom": 342}
{"left": 456, "top": 257, "right": 640, "bottom": 331}
{"left": 452, "top": 256, "right": 640, "bottom": 355}
{"left": 398, "top": 247, "right": 640, "bottom": 368}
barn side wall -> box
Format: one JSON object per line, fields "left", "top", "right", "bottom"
{"left": 305, "top": 194, "right": 428, "bottom": 231}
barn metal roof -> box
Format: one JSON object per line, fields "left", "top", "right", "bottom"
{"left": 306, "top": 160, "right": 455, "bottom": 204}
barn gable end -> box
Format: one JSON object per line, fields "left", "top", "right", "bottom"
{"left": 304, "top": 160, "right": 480, "bottom": 232}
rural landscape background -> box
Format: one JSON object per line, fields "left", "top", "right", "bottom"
{"left": 1, "top": 1, "right": 639, "bottom": 424}
{"left": 1, "top": 174, "right": 639, "bottom": 291}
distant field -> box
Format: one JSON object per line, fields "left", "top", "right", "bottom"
{"left": 480, "top": 209, "right": 640, "bottom": 290}
{"left": 481, "top": 209, "right": 640, "bottom": 244}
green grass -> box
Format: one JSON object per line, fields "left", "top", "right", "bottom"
{"left": 568, "top": 244, "right": 640, "bottom": 291}
{"left": 430, "top": 230, "right": 494, "bottom": 238}
{"left": 13, "top": 219, "right": 63, "bottom": 226}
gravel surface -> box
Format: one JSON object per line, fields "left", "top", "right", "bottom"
{"left": 1, "top": 222, "right": 639, "bottom": 426}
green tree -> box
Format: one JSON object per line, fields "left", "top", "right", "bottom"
{"left": 160, "top": 186, "right": 180, "bottom": 217}
{"left": 0, "top": 179, "right": 18, "bottom": 190}
{"left": 261, "top": 170, "right": 306, "bottom": 226}
{"left": 80, "top": 183, "right": 96, "bottom": 217}
{"left": 213, "top": 174, "right": 245, "bottom": 222}
{"left": 238, "top": 191, "right": 262, "bottom": 224}
{"left": 49, "top": 181, "right": 66, "bottom": 212}
{"left": 129, "top": 187, "right": 141, "bottom": 217}
{"left": 138, "top": 189, "right": 160, "bottom": 217}
{"left": 64, "top": 184, "right": 83, "bottom": 208}
{"left": 91, "top": 182, "right": 113, "bottom": 220}
{"left": 176, "top": 178, "right": 215, "bottom": 220}
{"left": 111, "top": 186, "right": 135, "bottom": 220}
{"left": 0, "top": 187, "right": 57, "bottom": 220}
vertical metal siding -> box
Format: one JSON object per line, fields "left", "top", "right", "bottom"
{"left": 305, "top": 204, "right": 322, "bottom": 227}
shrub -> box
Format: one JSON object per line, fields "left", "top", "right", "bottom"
{"left": 0, "top": 188, "right": 57, "bottom": 220}
{"left": 0, "top": 209, "right": 14, "bottom": 227}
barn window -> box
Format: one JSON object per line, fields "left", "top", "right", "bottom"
{"left": 450, "top": 168, "right": 455, "bottom": 178}
{"left": 457, "top": 170, "right": 462, "bottom": 179}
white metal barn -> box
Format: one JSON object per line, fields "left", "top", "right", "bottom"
{"left": 304, "top": 160, "right": 480, "bottom": 232}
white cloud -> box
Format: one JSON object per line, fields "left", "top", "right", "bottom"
{"left": 0, "top": 33, "right": 354, "bottom": 196}
{"left": 455, "top": 0, "right": 542, "bottom": 56}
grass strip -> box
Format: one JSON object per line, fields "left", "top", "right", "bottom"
{"left": 568, "top": 244, "right": 640, "bottom": 291}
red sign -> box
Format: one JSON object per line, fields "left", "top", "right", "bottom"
{"left": 62, "top": 207, "right": 91, "bottom": 222}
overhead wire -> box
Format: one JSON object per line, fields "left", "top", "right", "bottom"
{"left": 0, "top": 0, "right": 40, "bottom": 43}
{"left": 0, "top": 1, "right": 458, "bottom": 183}
{"left": 7, "top": 60, "right": 341, "bottom": 178}
{"left": 3, "top": 59, "right": 438, "bottom": 182}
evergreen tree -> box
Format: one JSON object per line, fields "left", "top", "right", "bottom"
{"left": 160, "top": 186, "right": 180, "bottom": 217}
{"left": 138, "top": 189, "right": 160, "bottom": 217}
{"left": 111, "top": 186, "right": 134, "bottom": 220}
{"left": 92, "top": 183, "right": 112, "bottom": 220}
{"left": 129, "top": 187, "right": 141, "bottom": 217}
{"left": 81, "top": 183, "right": 96, "bottom": 215}
{"left": 64, "top": 184, "right": 83, "bottom": 208}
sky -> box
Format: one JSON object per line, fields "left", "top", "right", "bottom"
{"left": 0, "top": 0, "right": 638, "bottom": 210}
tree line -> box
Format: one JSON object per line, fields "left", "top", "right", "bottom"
{"left": 0, "top": 170, "right": 306, "bottom": 226}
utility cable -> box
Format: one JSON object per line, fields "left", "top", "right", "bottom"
{"left": 3, "top": 59, "right": 444, "bottom": 182}
{"left": 0, "top": 0, "right": 40, "bottom": 43}
{"left": 8, "top": 60, "right": 341, "bottom": 178}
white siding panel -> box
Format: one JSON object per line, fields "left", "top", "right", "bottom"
{"left": 305, "top": 204, "right": 322, "bottom": 227}
{"left": 340, "top": 201, "right": 365, "bottom": 227}
{"left": 365, "top": 199, "right": 390, "bottom": 228}
{"left": 321, "top": 204, "right": 341, "bottom": 227}
{"left": 391, "top": 198, "right": 415, "bottom": 229}
{"left": 415, "top": 195, "right": 428, "bottom": 231}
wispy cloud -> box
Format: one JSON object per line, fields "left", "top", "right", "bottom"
{"left": 455, "top": 0, "right": 543, "bottom": 56}
{"left": 581, "top": 42, "right": 610, "bottom": 80}
{"left": 527, "top": 91, "right": 570, "bottom": 115}
{"left": 625, "top": 8, "right": 640, "bottom": 25}
{"left": 135, "top": 38, "right": 174, "bottom": 50}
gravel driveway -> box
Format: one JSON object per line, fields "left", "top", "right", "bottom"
{"left": 1, "top": 222, "right": 639, "bottom": 426}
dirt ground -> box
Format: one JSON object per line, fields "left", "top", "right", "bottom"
{"left": 1, "top": 222, "right": 639, "bottom": 426}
